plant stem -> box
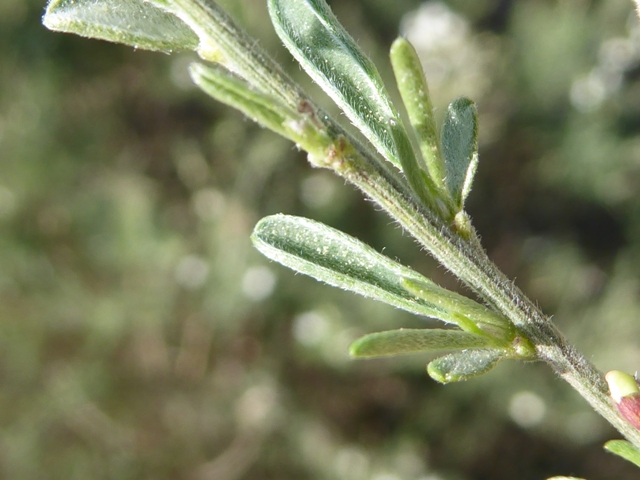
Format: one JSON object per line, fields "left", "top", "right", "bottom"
{"left": 170, "top": 0, "right": 640, "bottom": 449}
{"left": 327, "top": 138, "right": 640, "bottom": 449}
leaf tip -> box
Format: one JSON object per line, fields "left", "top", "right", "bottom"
{"left": 427, "top": 349, "right": 504, "bottom": 384}
{"left": 389, "top": 36, "right": 409, "bottom": 56}
{"left": 347, "top": 332, "right": 390, "bottom": 359}
{"left": 426, "top": 362, "right": 450, "bottom": 383}
{"left": 604, "top": 439, "right": 640, "bottom": 468}
{"left": 449, "top": 96, "right": 476, "bottom": 111}
{"left": 250, "top": 216, "right": 272, "bottom": 249}
{"left": 42, "top": 0, "right": 66, "bottom": 30}
{"left": 348, "top": 338, "right": 365, "bottom": 358}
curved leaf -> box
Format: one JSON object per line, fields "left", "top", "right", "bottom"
{"left": 43, "top": 0, "right": 198, "bottom": 53}
{"left": 252, "top": 214, "right": 454, "bottom": 321}
{"left": 349, "top": 328, "right": 490, "bottom": 358}
{"left": 268, "top": 0, "right": 418, "bottom": 173}
{"left": 191, "top": 63, "right": 292, "bottom": 135}
{"left": 190, "top": 62, "right": 331, "bottom": 156}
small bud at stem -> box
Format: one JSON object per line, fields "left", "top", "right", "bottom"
{"left": 606, "top": 370, "right": 640, "bottom": 430}
{"left": 606, "top": 370, "right": 640, "bottom": 403}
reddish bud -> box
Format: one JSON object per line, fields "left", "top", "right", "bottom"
{"left": 606, "top": 370, "right": 640, "bottom": 430}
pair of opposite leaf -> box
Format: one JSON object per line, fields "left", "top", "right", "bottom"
{"left": 43, "top": 0, "right": 534, "bottom": 382}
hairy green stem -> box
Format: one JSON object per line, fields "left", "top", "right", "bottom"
{"left": 325, "top": 138, "right": 640, "bottom": 449}
{"left": 43, "top": 0, "right": 640, "bottom": 458}
{"left": 179, "top": 0, "right": 640, "bottom": 448}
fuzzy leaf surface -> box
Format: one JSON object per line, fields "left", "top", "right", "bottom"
{"left": 604, "top": 439, "right": 640, "bottom": 468}
{"left": 349, "top": 328, "right": 490, "bottom": 358}
{"left": 252, "top": 214, "right": 456, "bottom": 321}
{"left": 43, "top": 0, "right": 198, "bottom": 53}
{"left": 427, "top": 348, "right": 504, "bottom": 383}
{"left": 390, "top": 38, "right": 445, "bottom": 190}
{"left": 191, "top": 63, "right": 289, "bottom": 133}
{"left": 402, "top": 277, "right": 515, "bottom": 344}
{"left": 441, "top": 97, "right": 479, "bottom": 210}
{"left": 268, "top": 0, "right": 417, "bottom": 171}
{"left": 191, "top": 63, "right": 331, "bottom": 158}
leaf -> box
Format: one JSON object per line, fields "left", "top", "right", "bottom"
{"left": 252, "top": 214, "right": 457, "bottom": 322}
{"left": 427, "top": 349, "right": 504, "bottom": 383}
{"left": 151, "top": 0, "right": 307, "bottom": 113}
{"left": 349, "top": 328, "right": 491, "bottom": 358}
{"left": 268, "top": 0, "right": 419, "bottom": 174}
{"left": 604, "top": 439, "right": 640, "bottom": 468}
{"left": 190, "top": 63, "right": 290, "bottom": 134}
{"left": 402, "top": 277, "right": 515, "bottom": 344}
{"left": 441, "top": 97, "right": 479, "bottom": 211}
{"left": 190, "top": 62, "right": 330, "bottom": 156}
{"left": 390, "top": 37, "right": 446, "bottom": 191}
{"left": 43, "top": 0, "right": 198, "bottom": 53}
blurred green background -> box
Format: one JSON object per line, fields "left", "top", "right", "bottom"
{"left": 2, "top": 0, "right": 640, "bottom": 478}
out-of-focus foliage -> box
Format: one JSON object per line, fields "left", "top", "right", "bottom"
{"left": 2, "top": 0, "right": 640, "bottom": 478}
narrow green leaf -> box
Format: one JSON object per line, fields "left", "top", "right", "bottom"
{"left": 252, "top": 214, "right": 457, "bottom": 322}
{"left": 149, "top": 0, "right": 308, "bottom": 114}
{"left": 349, "top": 328, "right": 491, "bottom": 358}
{"left": 191, "top": 63, "right": 290, "bottom": 136}
{"left": 441, "top": 97, "right": 479, "bottom": 211}
{"left": 402, "top": 277, "right": 515, "bottom": 344}
{"left": 43, "top": 0, "right": 198, "bottom": 53}
{"left": 268, "top": 0, "right": 418, "bottom": 173}
{"left": 427, "top": 349, "right": 504, "bottom": 383}
{"left": 390, "top": 38, "right": 446, "bottom": 191}
{"left": 604, "top": 439, "right": 640, "bottom": 468}
{"left": 190, "top": 63, "right": 330, "bottom": 156}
